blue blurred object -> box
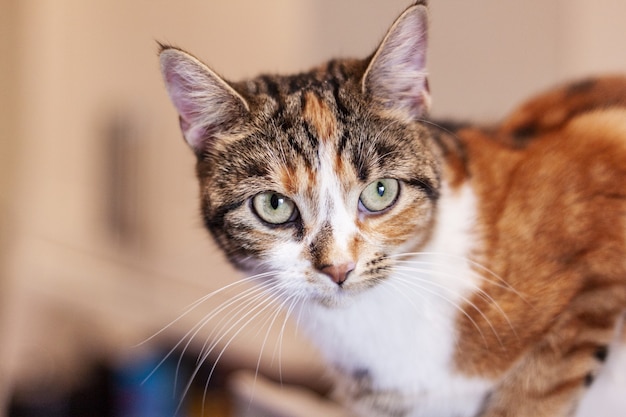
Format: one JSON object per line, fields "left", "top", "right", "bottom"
{"left": 114, "top": 350, "right": 187, "bottom": 417}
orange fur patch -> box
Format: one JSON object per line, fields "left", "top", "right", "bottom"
{"left": 453, "top": 105, "right": 626, "bottom": 378}
{"left": 303, "top": 91, "right": 337, "bottom": 142}
{"left": 279, "top": 167, "right": 297, "bottom": 195}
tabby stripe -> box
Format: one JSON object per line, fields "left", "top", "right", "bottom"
{"left": 288, "top": 74, "right": 314, "bottom": 94}
{"left": 204, "top": 200, "right": 244, "bottom": 230}
{"left": 337, "top": 130, "right": 350, "bottom": 156}
{"left": 352, "top": 147, "right": 370, "bottom": 181}
{"left": 287, "top": 134, "right": 314, "bottom": 168}
{"left": 303, "top": 119, "right": 320, "bottom": 149}
{"left": 327, "top": 76, "right": 351, "bottom": 118}
{"left": 260, "top": 75, "right": 281, "bottom": 98}
{"left": 406, "top": 177, "right": 439, "bottom": 201}
{"left": 426, "top": 120, "right": 469, "bottom": 156}
{"left": 424, "top": 120, "right": 469, "bottom": 177}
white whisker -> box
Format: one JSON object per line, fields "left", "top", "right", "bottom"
{"left": 393, "top": 271, "right": 493, "bottom": 348}
{"left": 389, "top": 251, "right": 529, "bottom": 304}
{"left": 393, "top": 264, "right": 517, "bottom": 340}
{"left": 274, "top": 291, "right": 306, "bottom": 385}
{"left": 196, "top": 280, "right": 279, "bottom": 364}
{"left": 380, "top": 277, "right": 470, "bottom": 353}
{"left": 191, "top": 286, "right": 290, "bottom": 415}
{"left": 137, "top": 272, "right": 274, "bottom": 348}
{"left": 140, "top": 276, "right": 273, "bottom": 387}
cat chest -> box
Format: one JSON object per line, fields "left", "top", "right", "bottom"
{"left": 302, "top": 278, "right": 494, "bottom": 417}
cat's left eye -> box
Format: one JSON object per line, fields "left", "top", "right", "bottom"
{"left": 359, "top": 178, "right": 400, "bottom": 213}
{"left": 252, "top": 192, "right": 298, "bottom": 225}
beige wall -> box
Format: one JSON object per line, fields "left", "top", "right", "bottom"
{"left": 429, "top": 0, "right": 626, "bottom": 120}
{"left": 2, "top": 0, "right": 626, "bottom": 410}
{"left": 0, "top": 0, "right": 19, "bottom": 256}
{"left": 0, "top": 0, "right": 19, "bottom": 408}
{"left": 559, "top": 0, "right": 626, "bottom": 78}
{"left": 0, "top": 0, "right": 18, "bottom": 204}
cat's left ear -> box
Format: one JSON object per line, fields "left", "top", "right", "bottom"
{"left": 362, "top": 4, "right": 430, "bottom": 120}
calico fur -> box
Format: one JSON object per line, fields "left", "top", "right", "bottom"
{"left": 159, "top": 3, "right": 626, "bottom": 417}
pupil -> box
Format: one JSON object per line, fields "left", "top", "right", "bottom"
{"left": 377, "top": 182, "right": 385, "bottom": 197}
{"left": 270, "top": 194, "right": 282, "bottom": 210}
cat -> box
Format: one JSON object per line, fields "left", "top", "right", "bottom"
{"left": 158, "top": 2, "right": 626, "bottom": 416}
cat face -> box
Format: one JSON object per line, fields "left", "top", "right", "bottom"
{"left": 160, "top": 5, "right": 437, "bottom": 306}
{"left": 201, "top": 84, "right": 439, "bottom": 306}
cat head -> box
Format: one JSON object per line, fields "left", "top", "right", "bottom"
{"left": 160, "top": 4, "right": 441, "bottom": 306}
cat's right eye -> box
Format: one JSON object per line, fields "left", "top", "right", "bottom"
{"left": 252, "top": 192, "right": 298, "bottom": 225}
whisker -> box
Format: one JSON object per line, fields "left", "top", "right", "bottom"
{"left": 377, "top": 276, "right": 430, "bottom": 317}
{"left": 417, "top": 118, "right": 463, "bottom": 140}
{"left": 380, "top": 277, "right": 471, "bottom": 353}
{"left": 390, "top": 251, "right": 529, "bottom": 304}
{"left": 191, "top": 288, "right": 290, "bottom": 415}
{"left": 273, "top": 291, "right": 305, "bottom": 385}
{"left": 137, "top": 272, "right": 274, "bottom": 348}
{"left": 249, "top": 285, "right": 294, "bottom": 373}
{"left": 393, "top": 272, "right": 492, "bottom": 348}
{"left": 186, "top": 283, "right": 273, "bottom": 363}
{"left": 196, "top": 280, "right": 279, "bottom": 365}
{"left": 200, "top": 284, "right": 293, "bottom": 415}
{"left": 244, "top": 289, "right": 299, "bottom": 407}
{"left": 182, "top": 288, "right": 276, "bottom": 396}
{"left": 140, "top": 276, "right": 273, "bottom": 387}
{"left": 394, "top": 266, "right": 502, "bottom": 331}
{"left": 394, "top": 264, "right": 518, "bottom": 340}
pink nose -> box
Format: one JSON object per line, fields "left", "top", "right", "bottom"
{"left": 320, "top": 262, "right": 356, "bottom": 285}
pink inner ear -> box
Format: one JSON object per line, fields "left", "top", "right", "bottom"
{"left": 161, "top": 56, "right": 210, "bottom": 151}
{"left": 161, "top": 49, "right": 250, "bottom": 153}
{"left": 163, "top": 68, "right": 196, "bottom": 125}
{"left": 170, "top": 88, "right": 202, "bottom": 145}
{"left": 363, "top": 5, "right": 430, "bottom": 118}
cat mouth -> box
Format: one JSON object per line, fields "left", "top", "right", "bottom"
{"left": 310, "top": 277, "right": 383, "bottom": 307}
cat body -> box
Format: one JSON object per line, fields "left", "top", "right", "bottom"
{"left": 159, "top": 3, "right": 626, "bottom": 416}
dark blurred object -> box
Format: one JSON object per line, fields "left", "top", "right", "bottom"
{"left": 8, "top": 361, "right": 113, "bottom": 417}
{"left": 6, "top": 347, "right": 233, "bottom": 417}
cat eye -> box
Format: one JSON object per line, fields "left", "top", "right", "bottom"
{"left": 359, "top": 178, "right": 400, "bottom": 213}
{"left": 252, "top": 192, "right": 298, "bottom": 225}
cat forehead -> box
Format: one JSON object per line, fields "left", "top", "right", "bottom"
{"left": 242, "top": 58, "right": 364, "bottom": 96}
{"left": 239, "top": 60, "right": 364, "bottom": 118}
{"left": 244, "top": 80, "right": 342, "bottom": 127}
{"left": 204, "top": 63, "right": 440, "bottom": 200}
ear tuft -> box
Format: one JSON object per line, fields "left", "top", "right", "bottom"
{"left": 362, "top": 5, "right": 430, "bottom": 120}
{"left": 159, "top": 47, "right": 249, "bottom": 154}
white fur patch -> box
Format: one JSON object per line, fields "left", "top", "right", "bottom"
{"left": 317, "top": 139, "right": 358, "bottom": 255}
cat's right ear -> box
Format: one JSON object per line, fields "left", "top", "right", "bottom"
{"left": 159, "top": 46, "right": 249, "bottom": 155}
{"left": 362, "top": 4, "right": 430, "bottom": 121}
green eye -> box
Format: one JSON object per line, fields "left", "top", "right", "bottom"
{"left": 252, "top": 192, "right": 298, "bottom": 225}
{"left": 359, "top": 179, "right": 400, "bottom": 213}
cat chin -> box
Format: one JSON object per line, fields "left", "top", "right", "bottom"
{"left": 307, "top": 279, "right": 385, "bottom": 309}
{"left": 310, "top": 290, "right": 360, "bottom": 309}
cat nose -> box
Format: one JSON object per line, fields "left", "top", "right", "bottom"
{"left": 320, "top": 262, "right": 356, "bottom": 286}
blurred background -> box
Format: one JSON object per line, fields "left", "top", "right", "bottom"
{"left": 1, "top": 0, "right": 626, "bottom": 416}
